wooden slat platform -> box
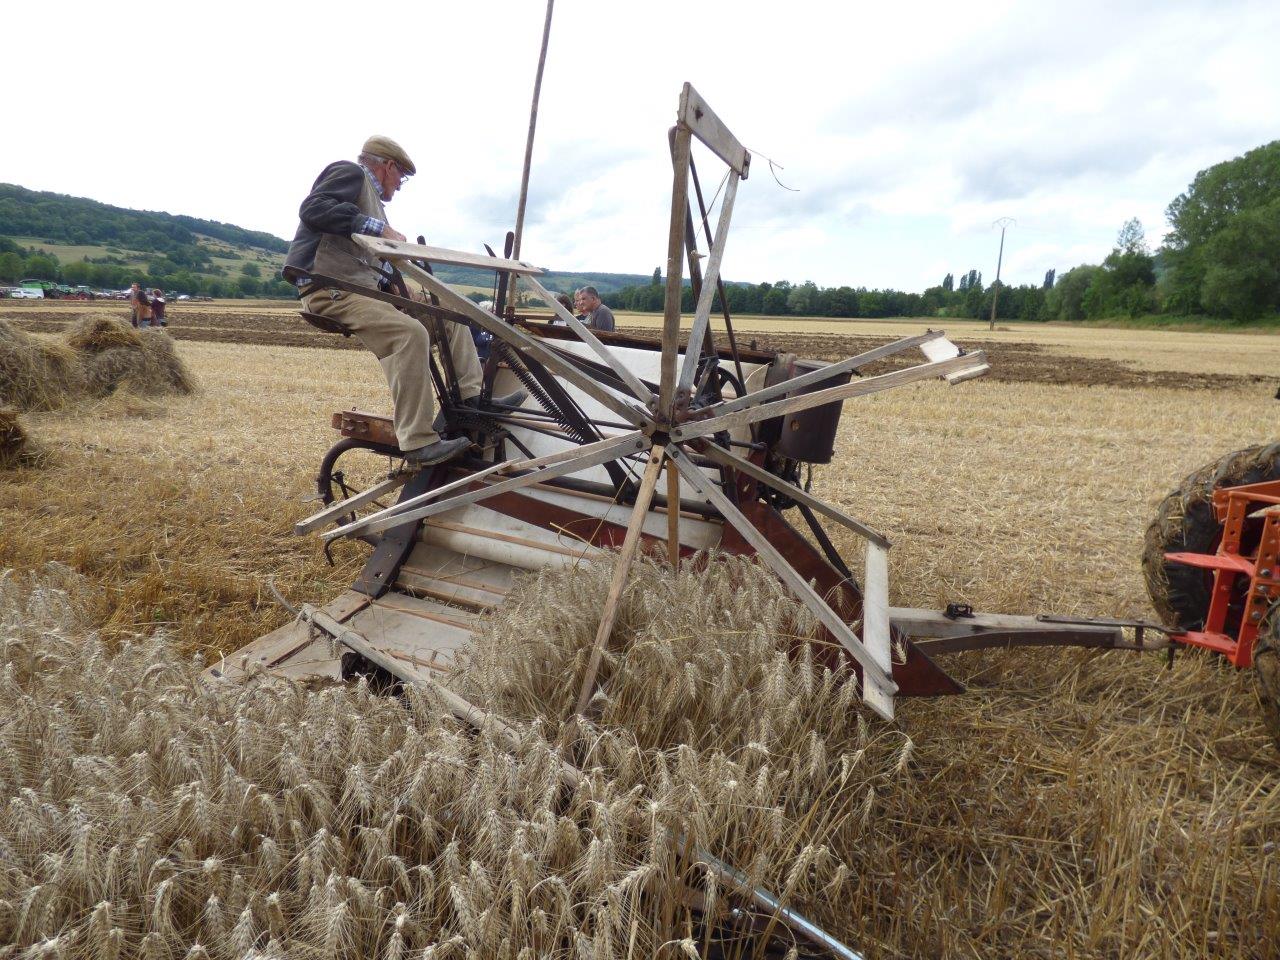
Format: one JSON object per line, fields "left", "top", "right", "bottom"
{"left": 344, "top": 592, "right": 479, "bottom": 679}
{"left": 206, "top": 591, "right": 369, "bottom": 683}
{"left": 396, "top": 542, "right": 524, "bottom": 610}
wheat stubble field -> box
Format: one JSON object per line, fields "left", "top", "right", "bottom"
{"left": 1, "top": 301, "right": 1279, "bottom": 958}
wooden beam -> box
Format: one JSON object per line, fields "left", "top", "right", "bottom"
{"left": 317, "top": 454, "right": 537, "bottom": 539}
{"left": 698, "top": 331, "right": 949, "bottom": 420}
{"left": 572, "top": 446, "right": 667, "bottom": 716}
{"left": 671, "top": 351, "right": 989, "bottom": 441}
{"left": 294, "top": 472, "right": 411, "bottom": 536}
{"left": 668, "top": 446, "right": 896, "bottom": 719}
{"left": 676, "top": 171, "right": 739, "bottom": 394}
{"left": 659, "top": 125, "right": 692, "bottom": 417}
{"left": 323, "top": 433, "right": 651, "bottom": 540}
{"left": 666, "top": 460, "right": 681, "bottom": 568}
{"left": 353, "top": 235, "right": 543, "bottom": 275}
{"left": 678, "top": 83, "right": 751, "bottom": 179}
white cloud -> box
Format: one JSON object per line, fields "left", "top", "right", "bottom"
{"left": 1, "top": 0, "right": 1276, "bottom": 291}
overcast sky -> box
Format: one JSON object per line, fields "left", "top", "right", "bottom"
{"left": 3, "top": 0, "right": 1277, "bottom": 290}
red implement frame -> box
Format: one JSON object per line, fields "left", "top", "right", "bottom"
{"left": 1165, "top": 478, "right": 1280, "bottom": 666}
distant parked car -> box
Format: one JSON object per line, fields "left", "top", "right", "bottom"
{"left": 176, "top": 294, "right": 191, "bottom": 301}
{"left": 9, "top": 287, "right": 45, "bottom": 299}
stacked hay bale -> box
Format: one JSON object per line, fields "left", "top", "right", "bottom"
{"left": 0, "top": 314, "right": 195, "bottom": 412}
{"left": 65, "top": 313, "right": 196, "bottom": 397}
{"left": 0, "top": 318, "right": 85, "bottom": 410}
{"left": 0, "top": 315, "right": 195, "bottom": 468}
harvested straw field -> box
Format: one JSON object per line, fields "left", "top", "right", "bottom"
{"left": 0, "top": 305, "right": 1278, "bottom": 958}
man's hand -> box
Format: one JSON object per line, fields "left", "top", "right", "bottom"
{"left": 381, "top": 225, "right": 407, "bottom": 243}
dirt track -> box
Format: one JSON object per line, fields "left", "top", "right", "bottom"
{"left": 3, "top": 304, "right": 1273, "bottom": 391}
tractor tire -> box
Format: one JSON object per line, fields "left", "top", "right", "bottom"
{"left": 1142, "top": 442, "right": 1280, "bottom": 630}
{"left": 1254, "top": 602, "right": 1280, "bottom": 749}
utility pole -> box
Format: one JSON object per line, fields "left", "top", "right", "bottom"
{"left": 989, "top": 217, "right": 1015, "bottom": 331}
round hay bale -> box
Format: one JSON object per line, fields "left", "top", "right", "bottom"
{"left": 1254, "top": 602, "right": 1280, "bottom": 749}
{"left": 0, "top": 407, "right": 44, "bottom": 470}
{"left": 0, "top": 319, "right": 84, "bottom": 411}
{"left": 137, "top": 329, "right": 196, "bottom": 394}
{"left": 64, "top": 313, "right": 143, "bottom": 354}
{"left": 1142, "top": 442, "right": 1280, "bottom": 629}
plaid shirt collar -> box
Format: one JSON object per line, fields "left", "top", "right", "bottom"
{"left": 360, "top": 163, "right": 385, "bottom": 202}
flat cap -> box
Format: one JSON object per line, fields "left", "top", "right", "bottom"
{"left": 362, "top": 135, "right": 416, "bottom": 176}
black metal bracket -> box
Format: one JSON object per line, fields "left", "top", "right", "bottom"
{"left": 944, "top": 602, "right": 975, "bottom": 620}
{"left": 352, "top": 465, "right": 440, "bottom": 598}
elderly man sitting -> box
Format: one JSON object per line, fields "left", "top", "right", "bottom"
{"left": 282, "top": 135, "right": 523, "bottom": 467}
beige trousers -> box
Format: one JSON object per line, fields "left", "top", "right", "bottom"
{"left": 303, "top": 286, "right": 484, "bottom": 451}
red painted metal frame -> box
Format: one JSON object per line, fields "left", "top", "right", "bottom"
{"left": 1165, "top": 478, "right": 1280, "bottom": 667}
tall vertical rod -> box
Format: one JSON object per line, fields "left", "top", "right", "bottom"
{"left": 988, "top": 217, "right": 1014, "bottom": 331}
{"left": 660, "top": 126, "right": 693, "bottom": 417}
{"left": 512, "top": 0, "right": 555, "bottom": 260}
{"left": 666, "top": 461, "right": 681, "bottom": 568}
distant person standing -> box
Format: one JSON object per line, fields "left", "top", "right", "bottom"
{"left": 150, "top": 289, "right": 167, "bottom": 327}
{"left": 553, "top": 292, "right": 574, "bottom": 324}
{"left": 576, "top": 286, "right": 615, "bottom": 332}
{"left": 129, "top": 283, "right": 152, "bottom": 328}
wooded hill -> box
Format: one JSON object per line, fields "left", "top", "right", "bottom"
{"left": 0, "top": 184, "right": 287, "bottom": 260}
{"left": 0, "top": 183, "right": 660, "bottom": 297}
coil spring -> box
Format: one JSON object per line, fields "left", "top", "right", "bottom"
{"left": 490, "top": 339, "right": 596, "bottom": 447}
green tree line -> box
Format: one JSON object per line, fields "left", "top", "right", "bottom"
{"left": 602, "top": 267, "right": 1056, "bottom": 321}
{"left": 606, "top": 139, "right": 1280, "bottom": 324}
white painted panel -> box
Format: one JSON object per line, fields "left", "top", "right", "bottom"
{"left": 421, "top": 501, "right": 603, "bottom": 572}
{"left": 919, "top": 336, "right": 989, "bottom": 384}
{"left": 862, "top": 542, "right": 895, "bottom": 724}
{"left": 863, "top": 541, "right": 892, "bottom": 674}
